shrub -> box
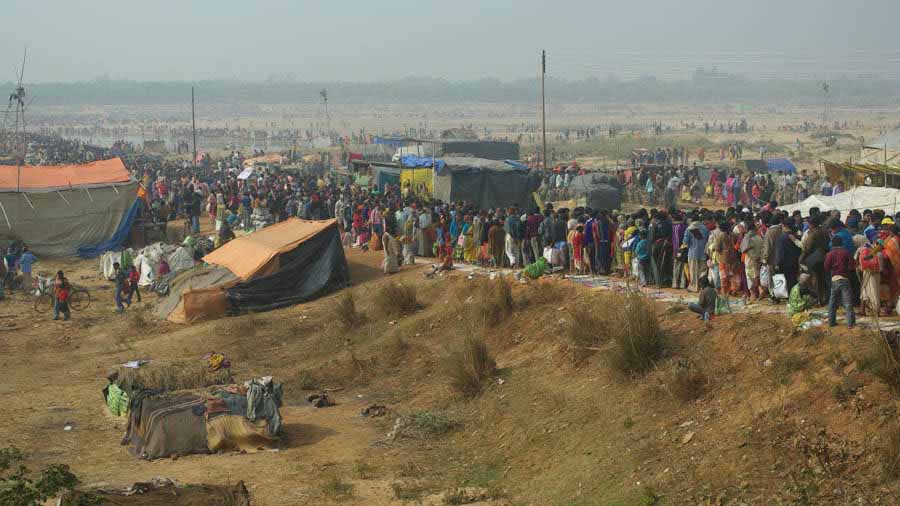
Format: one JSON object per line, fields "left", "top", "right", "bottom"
{"left": 375, "top": 283, "right": 419, "bottom": 318}
{"left": 668, "top": 359, "right": 707, "bottom": 402}
{"left": 0, "top": 447, "right": 100, "bottom": 506}
{"left": 445, "top": 335, "right": 497, "bottom": 398}
{"left": 334, "top": 291, "right": 366, "bottom": 329}
{"left": 476, "top": 278, "right": 515, "bottom": 326}
{"left": 607, "top": 291, "right": 667, "bottom": 377}
{"left": 391, "top": 481, "right": 427, "bottom": 500}
{"left": 880, "top": 423, "right": 900, "bottom": 480}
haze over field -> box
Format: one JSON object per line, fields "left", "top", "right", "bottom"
{"left": 3, "top": 0, "right": 900, "bottom": 83}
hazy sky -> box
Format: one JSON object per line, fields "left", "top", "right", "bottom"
{"left": 4, "top": 0, "right": 900, "bottom": 82}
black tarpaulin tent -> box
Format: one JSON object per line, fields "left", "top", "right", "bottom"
{"left": 566, "top": 174, "right": 623, "bottom": 211}
{"left": 224, "top": 219, "right": 350, "bottom": 314}
{"left": 433, "top": 157, "right": 541, "bottom": 209}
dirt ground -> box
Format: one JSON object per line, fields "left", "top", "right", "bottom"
{"left": 4, "top": 239, "right": 900, "bottom": 505}
{"left": 0, "top": 249, "right": 443, "bottom": 505}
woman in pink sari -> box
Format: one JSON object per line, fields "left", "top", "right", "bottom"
{"left": 725, "top": 175, "right": 735, "bottom": 206}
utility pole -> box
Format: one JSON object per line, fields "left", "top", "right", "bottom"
{"left": 541, "top": 50, "right": 547, "bottom": 170}
{"left": 191, "top": 86, "right": 197, "bottom": 166}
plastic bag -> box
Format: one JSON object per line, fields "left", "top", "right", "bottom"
{"left": 772, "top": 274, "right": 789, "bottom": 299}
{"left": 759, "top": 265, "right": 770, "bottom": 288}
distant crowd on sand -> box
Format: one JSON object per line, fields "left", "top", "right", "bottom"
{"left": 124, "top": 151, "right": 900, "bottom": 332}
{"left": 7, "top": 139, "right": 887, "bottom": 333}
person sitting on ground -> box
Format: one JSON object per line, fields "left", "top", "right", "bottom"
{"left": 688, "top": 277, "right": 718, "bottom": 320}
{"left": 787, "top": 272, "right": 815, "bottom": 318}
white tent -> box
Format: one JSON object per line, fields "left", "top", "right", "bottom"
{"left": 779, "top": 186, "right": 900, "bottom": 216}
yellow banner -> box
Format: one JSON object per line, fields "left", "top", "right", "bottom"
{"left": 401, "top": 168, "right": 433, "bottom": 196}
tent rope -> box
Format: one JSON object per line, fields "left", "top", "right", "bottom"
{"left": 56, "top": 190, "right": 70, "bottom": 207}
{"left": 0, "top": 201, "right": 11, "bottom": 230}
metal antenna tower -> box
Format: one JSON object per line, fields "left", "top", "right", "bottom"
{"left": 3, "top": 47, "right": 29, "bottom": 191}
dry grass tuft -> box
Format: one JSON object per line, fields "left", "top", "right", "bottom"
{"left": 375, "top": 283, "right": 420, "bottom": 318}
{"left": 445, "top": 335, "right": 497, "bottom": 398}
{"left": 220, "top": 313, "right": 258, "bottom": 339}
{"left": 321, "top": 474, "right": 354, "bottom": 501}
{"left": 606, "top": 291, "right": 667, "bottom": 377}
{"left": 475, "top": 277, "right": 515, "bottom": 327}
{"left": 334, "top": 291, "right": 366, "bottom": 329}
{"left": 110, "top": 360, "right": 233, "bottom": 394}
{"left": 880, "top": 422, "right": 900, "bottom": 480}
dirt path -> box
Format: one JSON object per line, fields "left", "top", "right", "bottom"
{"left": 0, "top": 247, "right": 437, "bottom": 505}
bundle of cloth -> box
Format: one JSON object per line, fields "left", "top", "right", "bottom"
{"left": 122, "top": 376, "right": 283, "bottom": 460}
{"left": 100, "top": 243, "right": 195, "bottom": 285}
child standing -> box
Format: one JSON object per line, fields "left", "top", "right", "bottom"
{"left": 634, "top": 230, "right": 651, "bottom": 286}
{"left": 53, "top": 270, "right": 71, "bottom": 321}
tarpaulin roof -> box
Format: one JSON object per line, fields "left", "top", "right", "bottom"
{"left": 779, "top": 186, "right": 900, "bottom": 216}
{"left": 436, "top": 157, "right": 528, "bottom": 176}
{"left": 202, "top": 218, "right": 336, "bottom": 280}
{"left": 400, "top": 155, "right": 446, "bottom": 171}
{"left": 0, "top": 157, "right": 132, "bottom": 192}
{"left": 766, "top": 158, "right": 797, "bottom": 174}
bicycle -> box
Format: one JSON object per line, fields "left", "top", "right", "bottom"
{"left": 33, "top": 275, "right": 91, "bottom": 313}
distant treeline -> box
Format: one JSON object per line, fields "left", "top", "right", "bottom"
{"left": 7, "top": 69, "right": 900, "bottom": 106}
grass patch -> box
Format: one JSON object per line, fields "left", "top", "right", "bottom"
{"left": 334, "top": 291, "right": 366, "bottom": 329}
{"left": 445, "top": 335, "right": 497, "bottom": 398}
{"left": 397, "top": 411, "right": 461, "bottom": 439}
{"left": 640, "top": 486, "right": 662, "bottom": 506}
{"left": 567, "top": 309, "right": 610, "bottom": 350}
{"left": 769, "top": 352, "right": 808, "bottom": 385}
{"left": 220, "top": 313, "right": 258, "bottom": 339}
{"left": 353, "top": 460, "right": 375, "bottom": 479}
{"left": 475, "top": 278, "right": 515, "bottom": 327}
{"left": 606, "top": 291, "right": 667, "bottom": 377}
{"left": 391, "top": 481, "right": 427, "bottom": 500}
{"left": 375, "top": 283, "right": 420, "bottom": 319}
{"left": 623, "top": 417, "right": 635, "bottom": 429}
{"left": 880, "top": 423, "right": 900, "bottom": 480}
{"left": 125, "top": 305, "right": 152, "bottom": 339}
{"left": 321, "top": 474, "right": 354, "bottom": 501}
{"left": 668, "top": 358, "right": 707, "bottom": 402}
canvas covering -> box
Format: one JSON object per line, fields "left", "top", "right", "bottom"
{"left": 779, "top": 186, "right": 900, "bottom": 216}
{"left": 433, "top": 157, "right": 542, "bottom": 210}
{"left": 203, "top": 218, "right": 336, "bottom": 280}
{"left": 0, "top": 181, "right": 138, "bottom": 256}
{"left": 0, "top": 157, "right": 131, "bottom": 191}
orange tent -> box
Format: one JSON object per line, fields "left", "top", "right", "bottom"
{"left": 203, "top": 218, "right": 336, "bottom": 280}
{"left": 0, "top": 158, "right": 131, "bottom": 191}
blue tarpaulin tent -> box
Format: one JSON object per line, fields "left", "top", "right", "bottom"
{"left": 77, "top": 199, "right": 142, "bottom": 258}
{"left": 400, "top": 155, "right": 446, "bottom": 171}
{"left": 766, "top": 158, "right": 797, "bottom": 174}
